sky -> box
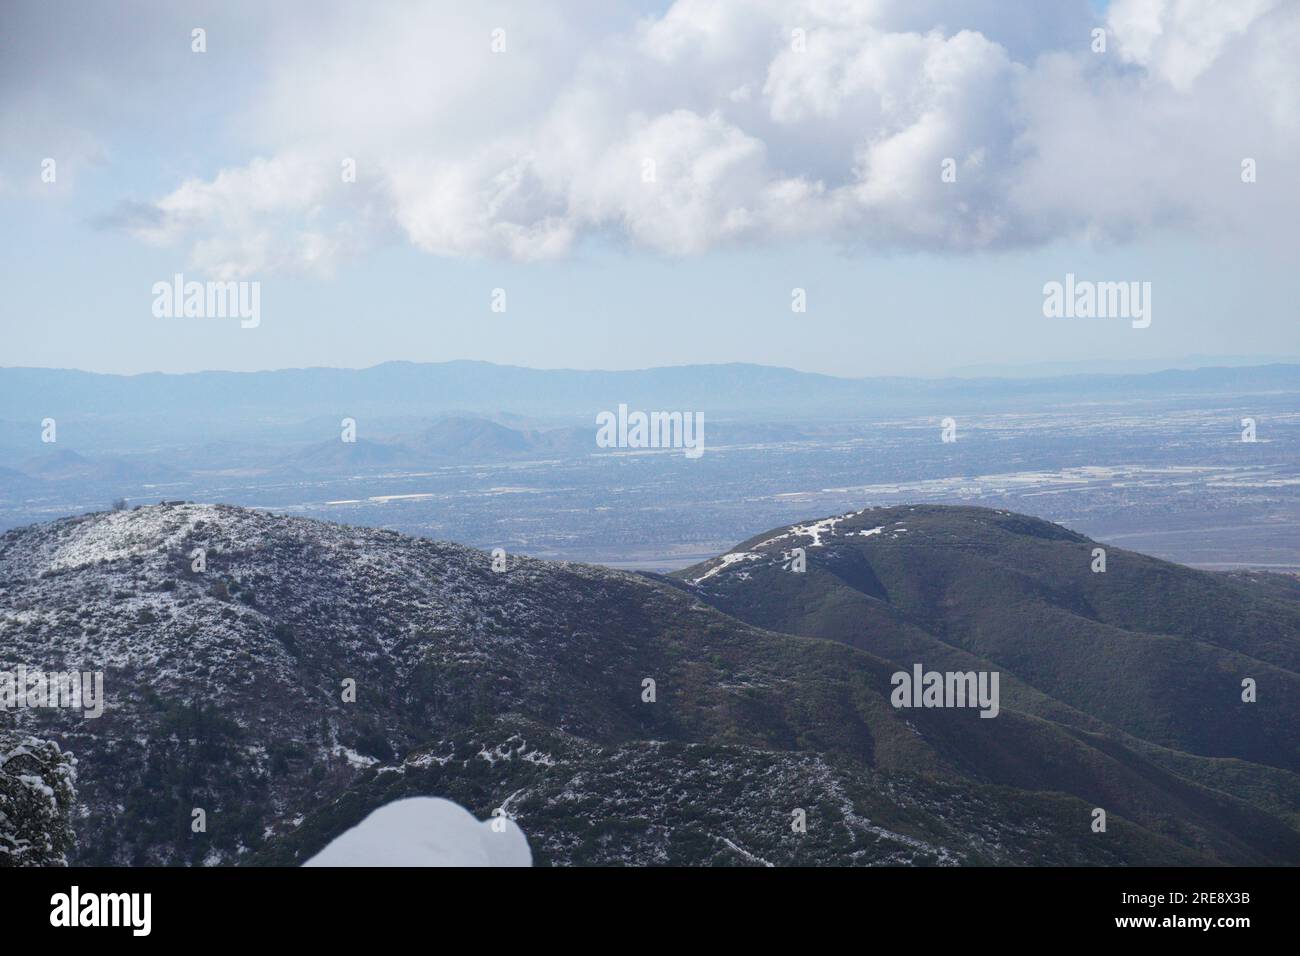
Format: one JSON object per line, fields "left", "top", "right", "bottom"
{"left": 1, "top": 0, "right": 1297, "bottom": 378}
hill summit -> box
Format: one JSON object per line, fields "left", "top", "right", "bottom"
{"left": 1, "top": 502, "right": 1296, "bottom": 865}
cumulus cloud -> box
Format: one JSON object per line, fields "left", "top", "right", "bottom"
{"left": 19, "top": 0, "right": 1298, "bottom": 272}
{"left": 116, "top": 154, "right": 371, "bottom": 278}
{"left": 1107, "top": 0, "right": 1283, "bottom": 91}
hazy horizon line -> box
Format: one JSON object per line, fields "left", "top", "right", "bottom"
{"left": 5, "top": 354, "right": 1300, "bottom": 383}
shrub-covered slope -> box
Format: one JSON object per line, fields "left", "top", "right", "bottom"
{"left": 0, "top": 503, "right": 1295, "bottom": 865}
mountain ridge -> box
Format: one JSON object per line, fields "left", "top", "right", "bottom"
{"left": 1, "top": 502, "right": 1296, "bottom": 865}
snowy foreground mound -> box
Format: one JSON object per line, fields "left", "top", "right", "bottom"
{"left": 303, "top": 798, "right": 531, "bottom": 867}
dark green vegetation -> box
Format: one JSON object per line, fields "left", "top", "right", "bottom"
{"left": 0, "top": 503, "right": 1295, "bottom": 865}
{"left": 0, "top": 727, "right": 77, "bottom": 866}
{"left": 672, "top": 505, "right": 1300, "bottom": 856}
{"left": 258, "top": 715, "right": 1212, "bottom": 867}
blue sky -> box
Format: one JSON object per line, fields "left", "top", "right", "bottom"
{"left": 2, "top": 0, "right": 1296, "bottom": 377}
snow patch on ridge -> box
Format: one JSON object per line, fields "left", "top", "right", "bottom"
{"left": 755, "top": 507, "right": 873, "bottom": 549}
{"left": 690, "top": 550, "right": 762, "bottom": 584}
{"left": 42, "top": 504, "right": 220, "bottom": 572}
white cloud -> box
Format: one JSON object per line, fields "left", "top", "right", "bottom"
{"left": 117, "top": 154, "right": 366, "bottom": 278}
{"left": 1107, "top": 0, "right": 1282, "bottom": 91}
{"left": 51, "top": 0, "right": 1300, "bottom": 272}
{"left": 566, "top": 108, "right": 824, "bottom": 253}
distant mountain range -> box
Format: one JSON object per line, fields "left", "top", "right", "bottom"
{"left": 2, "top": 361, "right": 1297, "bottom": 490}
{"left": 290, "top": 417, "right": 593, "bottom": 472}
{"left": 2, "top": 362, "right": 1297, "bottom": 446}
{"left": 948, "top": 354, "right": 1300, "bottom": 378}
{"left": 1, "top": 502, "right": 1295, "bottom": 866}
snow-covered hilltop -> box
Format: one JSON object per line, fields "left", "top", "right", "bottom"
{"left": 0, "top": 502, "right": 676, "bottom": 864}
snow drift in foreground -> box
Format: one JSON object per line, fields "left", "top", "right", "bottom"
{"left": 303, "top": 797, "right": 531, "bottom": 867}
